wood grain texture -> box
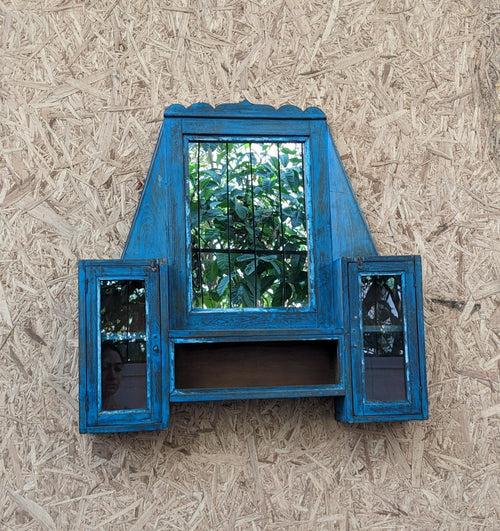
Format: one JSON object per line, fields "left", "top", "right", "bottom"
{"left": 119, "top": 99, "right": 384, "bottom": 421}
{"left": 0, "top": 0, "right": 497, "bottom": 528}
{"left": 169, "top": 333, "right": 345, "bottom": 402}
{"left": 121, "top": 101, "right": 424, "bottom": 424}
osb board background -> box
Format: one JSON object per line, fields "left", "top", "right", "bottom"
{"left": 0, "top": 0, "right": 498, "bottom": 529}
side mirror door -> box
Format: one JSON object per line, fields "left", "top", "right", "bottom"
{"left": 337, "top": 256, "right": 428, "bottom": 423}
{"left": 79, "top": 260, "right": 168, "bottom": 433}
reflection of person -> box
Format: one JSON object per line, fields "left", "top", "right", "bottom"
{"left": 101, "top": 341, "right": 123, "bottom": 410}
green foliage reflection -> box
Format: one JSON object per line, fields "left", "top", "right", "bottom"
{"left": 189, "top": 142, "right": 308, "bottom": 308}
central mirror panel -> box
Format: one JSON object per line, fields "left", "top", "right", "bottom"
{"left": 187, "top": 141, "right": 309, "bottom": 309}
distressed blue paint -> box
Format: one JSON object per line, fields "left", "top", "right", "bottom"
{"left": 335, "top": 256, "right": 428, "bottom": 423}
{"left": 326, "top": 128, "right": 378, "bottom": 259}
{"left": 78, "top": 259, "right": 169, "bottom": 433}
{"left": 414, "top": 256, "right": 429, "bottom": 419}
{"left": 164, "top": 100, "right": 326, "bottom": 120}
{"left": 124, "top": 107, "right": 346, "bottom": 332}
{"left": 78, "top": 101, "right": 429, "bottom": 432}
{"left": 168, "top": 328, "right": 345, "bottom": 339}
{"left": 351, "top": 262, "right": 418, "bottom": 416}
{"left": 333, "top": 258, "right": 352, "bottom": 422}
{"left": 170, "top": 386, "right": 344, "bottom": 402}
{"left": 78, "top": 262, "right": 89, "bottom": 432}
{"left": 170, "top": 118, "right": 329, "bottom": 331}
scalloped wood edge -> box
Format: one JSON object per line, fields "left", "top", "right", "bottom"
{"left": 164, "top": 100, "right": 326, "bottom": 120}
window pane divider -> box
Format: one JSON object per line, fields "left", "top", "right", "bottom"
{"left": 191, "top": 248, "right": 307, "bottom": 256}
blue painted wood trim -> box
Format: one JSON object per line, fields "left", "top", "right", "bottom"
{"left": 78, "top": 262, "right": 89, "bottom": 433}
{"left": 78, "top": 259, "right": 169, "bottom": 433}
{"left": 123, "top": 103, "right": 377, "bottom": 333}
{"left": 83, "top": 421, "right": 167, "bottom": 434}
{"left": 164, "top": 100, "right": 326, "bottom": 120}
{"left": 326, "top": 129, "right": 378, "bottom": 258}
{"left": 414, "top": 256, "right": 429, "bottom": 419}
{"left": 334, "top": 257, "right": 354, "bottom": 422}
{"left": 158, "top": 261, "right": 170, "bottom": 428}
{"left": 349, "top": 259, "right": 419, "bottom": 417}
{"left": 171, "top": 385, "right": 344, "bottom": 403}
{"left": 168, "top": 328, "right": 345, "bottom": 339}
{"left": 122, "top": 121, "right": 172, "bottom": 260}
{"left": 336, "top": 412, "right": 428, "bottom": 424}
{"left": 344, "top": 256, "right": 415, "bottom": 264}
{"left": 82, "top": 100, "right": 431, "bottom": 429}
{"left": 336, "top": 256, "right": 428, "bottom": 423}
{"left": 162, "top": 117, "right": 335, "bottom": 332}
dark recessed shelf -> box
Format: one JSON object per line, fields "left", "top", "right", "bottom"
{"left": 174, "top": 339, "right": 338, "bottom": 391}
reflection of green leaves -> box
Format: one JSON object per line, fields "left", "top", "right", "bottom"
{"left": 258, "top": 255, "right": 278, "bottom": 262}
{"left": 205, "top": 258, "right": 219, "bottom": 284}
{"left": 236, "top": 254, "right": 253, "bottom": 262}
{"left": 216, "top": 253, "right": 229, "bottom": 270}
{"left": 244, "top": 261, "right": 255, "bottom": 275}
{"left": 216, "top": 275, "right": 230, "bottom": 296}
{"left": 234, "top": 202, "right": 248, "bottom": 220}
{"left": 189, "top": 141, "right": 308, "bottom": 308}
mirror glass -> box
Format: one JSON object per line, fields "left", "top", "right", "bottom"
{"left": 361, "top": 274, "right": 407, "bottom": 402}
{"left": 188, "top": 141, "right": 309, "bottom": 309}
{"left": 100, "top": 279, "right": 147, "bottom": 411}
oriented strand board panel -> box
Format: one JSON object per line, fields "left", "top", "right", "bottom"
{"left": 0, "top": 0, "right": 498, "bottom": 529}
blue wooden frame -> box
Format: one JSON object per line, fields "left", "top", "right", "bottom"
{"left": 123, "top": 101, "right": 376, "bottom": 333}
{"left": 77, "top": 101, "right": 429, "bottom": 432}
{"left": 169, "top": 118, "right": 330, "bottom": 331}
{"left": 335, "top": 256, "right": 428, "bottom": 423}
{"left": 79, "top": 259, "right": 169, "bottom": 433}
